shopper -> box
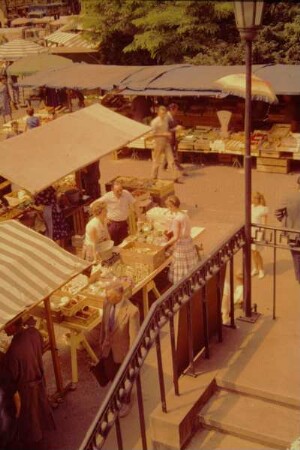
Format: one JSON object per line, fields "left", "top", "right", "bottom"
{"left": 0, "top": 365, "right": 20, "bottom": 450}
{"left": 82, "top": 201, "right": 111, "bottom": 262}
{"left": 96, "top": 180, "right": 136, "bottom": 245}
{"left": 251, "top": 192, "right": 268, "bottom": 279}
{"left": 34, "top": 186, "right": 69, "bottom": 247}
{"left": 167, "top": 103, "right": 185, "bottom": 172}
{"left": 25, "top": 107, "right": 40, "bottom": 131}
{"left": 150, "top": 106, "right": 182, "bottom": 183}
{"left": 0, "top": 76, "right": 12, "bottom": 124}
{"left": 98, "top": 282, "right": 140, "bottom": 417}
{"left": 165, "top": 195, "right": 199, "bottom": 283}
{"left": 275, "top": 177, "right": 300, "bottom": 283}
{"left": 4, "top": 318, "right": 55, "bottom": 450}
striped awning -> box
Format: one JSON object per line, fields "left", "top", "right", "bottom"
{"left": 0, "top": 39, "right": 47, "bottom": 61}
{"left": 0, "top": 220, "right": 90, "bottom": 330}
{"left": 45, "top": 31, "right": 96, "bottom": 49}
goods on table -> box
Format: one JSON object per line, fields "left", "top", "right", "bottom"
{"left": 112, "top": 261, "right": 152, "bottom": 284}
{"left": 63, "top": 305, "right": 100, "bottom": 326}
{"left": 0, "top": 331, "right": 12, "bottom": 354}
{"left": 61, "top": 274, "right": 89, "bottom": 295}
{"left": 53, "top": 174, "right": 77, "bottom": 193}
{"left": 120, "top": 241, "right": 166, "bottom": 270}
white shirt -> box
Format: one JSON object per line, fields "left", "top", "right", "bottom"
{"left": 251, "top": 204, "right": 268, "bottom": 224}
{"left": 100, "top": 190, "right": 135, "bottom": 221}
{"left": 170, "top": 211, "right": 191, "bottom": 239}
{"left": 84, "top": 216, "right": 109, "bottom": 245}
{"left": 151, "top": 115, "right": 170, "bottom": 148}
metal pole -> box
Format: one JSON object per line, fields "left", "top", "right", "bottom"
{"left": 136, "top": 373, "right": 148, "bottom": 450}
{"left": 169, "top": 315, "right": 179, "bottom": 396}
{"left": 273, "top": 230, "right": 277, "bottom": 320}
{"left": 44, "top": 297, "right": 64, "bottom": 393}
{"left": 244, "top": 37, "right": 253, "bottom": 317}
{"left": 155, "top": 334, "right": 167, "bottom": 413}
{"left": 216, "top": 272, "right": 223, "bottom": 342}
{"left": 229, "top": 257, "right": 235, "bottom": 328}
{"left": 186, "top": 301, "right": 195, "bottom": 375}
{"left": 202, "top": 286, "right": 210, "bottom": 359}
{"left": 115, "top": 416, "right": 123, "bottom": 450}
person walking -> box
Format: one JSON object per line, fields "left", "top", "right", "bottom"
{"left": 251, "top": 192, "right": 268, "bottom": 279}
{"left": 150, "top": 106, "right": 182, "bottom": 183}
{"left": 276, "top": 177, "right": 300, "bottom": 283}
{"left": 96, "top": 180, "right": 136, "bottom": 245}
{"left": 167, "top": 103, "right": 185, "bottom": 172}
{"left": 165, "top": 195, "right": 199, "bottom": 283}
{"left": 99, "top": 282, "right": 140, "bottom": 417}
{"left": 3, "top": 318, "right": 55, "bottom": 450}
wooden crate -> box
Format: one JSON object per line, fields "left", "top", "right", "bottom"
{"left": 256, "top": 157, "right": 290, "bottom": 174}
{"left": 120, "top": 241, "right": 166, "bottom": 270}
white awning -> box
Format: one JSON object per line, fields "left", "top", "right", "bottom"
{"left": 0, "top": 220, "right": 90, "bottom": 330}
{"left": 0, "top": 104, "right": 150, "bottom": 193}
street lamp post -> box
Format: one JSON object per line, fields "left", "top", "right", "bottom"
{"left": 234, "top": 1, "right": 264, "bottom": 317}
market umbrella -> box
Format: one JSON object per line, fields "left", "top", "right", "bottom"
{"left": 0, "top": 39, "right": 47, "bottom": 62}
{"left": 7, "top": 54, "right": 73, "bottom": 77}
{"left": 214, "top": 73, "right": 278, "bottom": 104}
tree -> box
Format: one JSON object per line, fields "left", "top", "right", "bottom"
{"left": 80, "top": 0, "right": 300, "bottom": 65}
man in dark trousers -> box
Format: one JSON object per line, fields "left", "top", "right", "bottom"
{"left": 99, "top": 282, "right": 140, "bottom": 417}
{"left": 4, "top": 318, "right": 55, "bottom": 450}
{"left": 276, "top": 176, "right": 300, "bottom": 283}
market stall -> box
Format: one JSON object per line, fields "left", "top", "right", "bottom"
{"left": 36, "top": 206, "right": 204, "bottom": 383}
{"left": 0, "top": 104, "right": 150, "bottom": 237}
{"left": 0, "top": 219, "right": 90, "bottom": 394}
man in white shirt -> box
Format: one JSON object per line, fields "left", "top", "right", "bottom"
{"left": 98, "top": 180, "right": 136, "bottom": 245}
{"left": 150, "top": 106, "right": 182, "bottom": 183}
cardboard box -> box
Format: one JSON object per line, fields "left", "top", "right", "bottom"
{"left": 120, "top": 241, "right": 166, "bottom": 270}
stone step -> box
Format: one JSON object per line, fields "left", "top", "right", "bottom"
{"left": 198, "top": 389, "right": 300, "bottom": 449}
{"left": 187, "top": 428, "right": 271, "bottom": 449}
{"left": 216, "top": 377, "right": 300, "bottom": 409}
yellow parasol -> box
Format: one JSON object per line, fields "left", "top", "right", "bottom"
{"left": 215, "top": 73, "right": 278, "bottom": 104}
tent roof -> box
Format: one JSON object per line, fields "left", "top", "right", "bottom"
{"left": 254, "top": 64, "right": 300, "bottom": 95}
{"left": 18, "top": 63, "right": 300, "bottom": 95}
{"left": 120, "top": 88, "right": 225, "bottom": 97}
{"left": 0, "top": 39, "right": 47, "bottom": 61}
{"left": 7, "top": 54, "right": 73, "bottom": 77}
{"left": 19, "top": 64, "right": 144, "bottom": 90}
{"left": 0, "top": 104, "right": 150, "bottom": 194}
{"left": 0, "top": 220, "right": 89, "bottom": 330}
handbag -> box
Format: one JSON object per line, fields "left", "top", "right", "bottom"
{"left": 90, "top": 359, "right": 109, "bottom": 387}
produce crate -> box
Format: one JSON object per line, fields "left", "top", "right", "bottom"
{"left": 120, "top": 241, "right": 166, "bottom": 270}
{"left": 256, "top": 157, "right": 290, "bottom": 174}
{"left": 63, "top": 306, "right": 100, "bottom": 326}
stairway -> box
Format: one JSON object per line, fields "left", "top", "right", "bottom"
{"left": 188, "top": 384, "right": 300, "bottom": 450}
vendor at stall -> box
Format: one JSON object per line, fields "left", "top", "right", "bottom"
{"left": 82, "top": 200, "right": 111, "bottom": 261}
{"left": 165, "top": 195, "right": 199, "bottom": 283}
{"left": 34, "top": 186, "right": 69, "bottom": 247}
{"left": 96, "top": 180, "right": 136, "bottom": 246}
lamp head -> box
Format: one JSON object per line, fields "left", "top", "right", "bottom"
{"left": 234, "top": 1, "right": 264, "bottom": 40}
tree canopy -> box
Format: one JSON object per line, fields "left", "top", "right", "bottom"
{"left": 81, "top": 0, "right": 300, "bottom": 65}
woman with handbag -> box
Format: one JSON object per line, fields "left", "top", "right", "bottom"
{"left": 251, "top": 192, "right": 268, "bottom": 279}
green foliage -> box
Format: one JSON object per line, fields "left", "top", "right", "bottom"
{"left": 80, "top": 0, "right": 300, "bottom": 65}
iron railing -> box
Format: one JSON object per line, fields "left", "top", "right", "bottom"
{"left": 79, "top": 224, "right": 246, "bottom": 450}
{"left": 251, "top": 222, "right": 300, "bottom": 319}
